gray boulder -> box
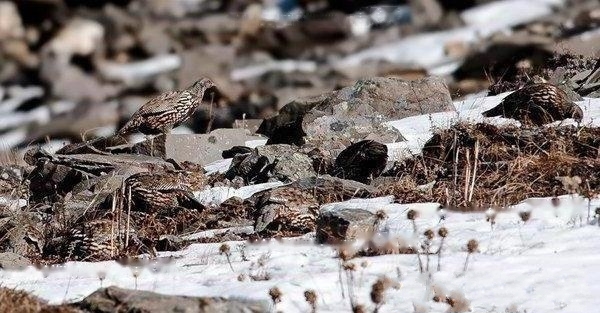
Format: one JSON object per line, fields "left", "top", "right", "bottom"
{"left": 226, "top": 144, "right": 315, "bottom": 184}
{"left": 257, "top": 76, "right": 454, "bottom": 146}
{"left": 133, "top": 129, "right": 263, "bottom": 166}
{"left": 78, "top": 286, "right": 271, "bottom": 313}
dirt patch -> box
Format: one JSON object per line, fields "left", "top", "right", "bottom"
{"left": 381, "top": 123, "right": 600, "bottom": 208}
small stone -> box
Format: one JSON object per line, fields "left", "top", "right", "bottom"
{"left": 316, "top": 208, "right": 377, "bottom": 244}
{"left": 0, "top": 252, "right": 31, "bottom": 270}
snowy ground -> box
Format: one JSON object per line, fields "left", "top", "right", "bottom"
{"left": 2, "top": 93, "right": 600, "bottom": 312}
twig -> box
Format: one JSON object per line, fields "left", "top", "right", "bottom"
{"left": 452, "top": 135, "right": 459, "bottom": 206}
{"left": 125, "top": 185, "right": 132, "bottom": 248}
{"left": 62, "top": 276, "right": 72, "bottom": 303}
{"left": 110, "top": 190, "right": 117, "bottom": 258}
{"left": 206, "top": 92, "right": 215, "bottom": 133}
{"left": 416, "top": 250, "right": 424, "bottom": 273}
{"left": 463, "top": 253, "right": 471, "bottom": 272}
{"left": 464, "top": 149, "right": 471, "bottom": 203}
{"left": 436, "top": 237, "right": 445, "bottom": 271}
{"left": 468, "top": 140, "right": 479, "bottom": 202}
{"left": 338, "top": 261, "right": 346, "bottom": 299}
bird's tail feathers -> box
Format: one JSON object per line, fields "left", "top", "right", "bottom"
{"left": 482, "top": 105, "right": 503, "bottom": 117}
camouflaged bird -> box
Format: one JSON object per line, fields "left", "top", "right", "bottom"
{"left": 332, "top": 140, "right": 388, "bottom": 184}
{"left": 249, "top": 186, "right": 319, "bottom": 235}
{"left": 124, "top": 171, "right": 205, "bottom": 213}
{"left": 67, "top": 219, "right": 137, "bottom": 261}
{"left": 482, "top": 83, "right": 583, "bottom": 126}
{"left": 118, "top": 78, "right": 215, "bottom": 135}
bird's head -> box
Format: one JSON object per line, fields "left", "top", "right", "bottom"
{"left": 189, "top": 78, "right": 216, "bottom": 96}
{"left": 571, "top": 105, "right": 583, "bottom": 123}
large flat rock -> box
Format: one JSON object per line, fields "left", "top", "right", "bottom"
{"left": 78, "top": 286, "right": 271, "bottom": 313}
{"left": 134, "top": 129, "right": 264, "bottom": 165}
{"left": 258, "top": 76, "right": 454, "bottom": 146}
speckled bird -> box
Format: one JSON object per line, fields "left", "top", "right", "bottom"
{"left": 482, "top": 83, "right": 583, "bottom": 126}
{"left": 250, "top": 186, "right": 319, "bottom": 235}
{"left": 118, "top": 78, "right": 216, "bottom": 136}
{"left": 124, "top": 171, "right": 205, "bottom": 213}
{"left": 67, "top": 219, "right": 137, "bottom": 261}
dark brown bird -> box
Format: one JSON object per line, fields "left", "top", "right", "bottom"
{"left": 482, "top": 83, "right": 583, "bottom": 125}
{"left": 332, "top": 140, "right": 388, "bottom": 184}
{"left": 124, "top": 171, "right": 205, "bottom": 213}
{"left": 118, "top": 78, "right": 216, "bottom": 136}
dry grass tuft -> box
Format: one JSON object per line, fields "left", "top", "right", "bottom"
{"left": 268, "top": 287, "right": 282, "bottom": 304}
{"left": 0, "top": 287, "right": 79, "bottom": 313}
{"left": 0, "top": 287, "right": 45, "bottom": 313}
{"left": 381, "top": 123, "right": 600, "bottom": 209}
{"left": 304, "top": 289, "right": 317, "bottom": 313}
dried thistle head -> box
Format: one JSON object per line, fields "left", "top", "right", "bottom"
{"left": 352, "top": 304, "right": 366, "bottom": 313}
{"left": 343, "top": 262, "right": 356, "bottom": 271}
{"left": 219, "top": 243, "right": 230, "bottom": 255}
{"left": 360, "top": 260, "right": 369, "bottom": 268}
{"left": 97, "top": 271, "right": 107, "bottom": 281}
{"left": 446, "top": 290, "right": 470, "bottom": 312}
{"left": 338, "top": 247, "right": 354, "bottom": 261}
{"left": 268, "top": 287, "right": 282, "bottom": 304}
{"left": 370, "top": 276, "right": 400, "bottom": 305}
{"left": 518, "top": 211, "right": 531, "bottom": 223}
{"left": 438, "top": 227, "right": 448, "bottom": 238}
{"left": 467, "top": 239, "right": 479, "bottom": 253}
{"left": 424, "top": 229, "right": 435, "bottom": 241}
{"left": 407, "top": 209, "right": 418, "bottom": 220}
{"left": 304, "top": 289, "right": 317, "bottom": 306}
{"left": 370, "top": 279, "right": 385, "bottom": 305}
{"left": 551, "top": 197, "right": 561, "bottom": 208}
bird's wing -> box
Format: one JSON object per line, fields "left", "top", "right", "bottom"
{"left": 153, "top": 177, "right": 191, "bottom": 192}
{"left": 137, "top": 90, "right": 189, "bottom": 116}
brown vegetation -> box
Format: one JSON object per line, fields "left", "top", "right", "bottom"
{"left": 380, "top": 122, "right": 600, "bottom": 208}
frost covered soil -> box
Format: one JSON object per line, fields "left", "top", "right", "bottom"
{"left": 3, "top": 95, "right": 600, "bottom": 313}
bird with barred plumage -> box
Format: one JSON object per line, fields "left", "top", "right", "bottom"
{"left": 482, "top": 83, "right": 583, "bottom": 126}
{"left": 67, "top": 219, "right": 138, "bottom": 261}
{"left": 250, "top": 186, "right": 319, "bottom": 236}
{"left": 124, "top": 171, "right": 205, "bottom": 213}
{"left": 118, "top": 78, "right": 215, "bottom": 136}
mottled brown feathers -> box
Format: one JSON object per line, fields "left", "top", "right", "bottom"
{"left": 118, "top": 78, "right": 215, "bottom": 135}
{"left": 482, "top": 83, "right": 583, "bottom": 125}
{"left": 124, "top": 171, "right": 205, "bottom": 213}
